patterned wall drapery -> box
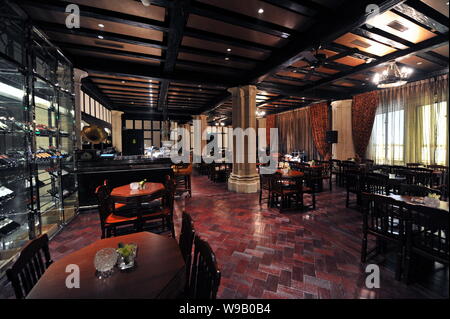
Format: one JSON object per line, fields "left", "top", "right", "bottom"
{"left": 276, "top": 107, "right": 318, "bottom": 160}
{"left": 310, "top": 102, "right": 330, "bottom": 159}
{"left": 352, "top": 91, "right": 380, "bottom": 159}
{"left": 266, "top": 114, "right": 276, "bottom": 147}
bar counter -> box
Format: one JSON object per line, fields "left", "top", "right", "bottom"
{"left": 76, "top": 155, "right": 174, "bottom": 208}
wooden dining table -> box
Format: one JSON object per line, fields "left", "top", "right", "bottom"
{"left": 27, "top": 232, "right": 185, "bottom": 299}
{"left": 276, "top": 169, "right": 304, "bottom": 179}
{"left": 388, "top": 194, "right": 449, "bottom": 212}
{"left": 110, "top": 182, "right": 165, "bottom": 204}
{"left": 110, "top": 182, "right": 166, "bottom": 219}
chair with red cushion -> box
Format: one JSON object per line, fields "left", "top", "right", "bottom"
{"left": 140, "top": 175, "right": 176, "bottom": 237}
{"left": 95, "top": 185, "right": 138, "bottom": 238}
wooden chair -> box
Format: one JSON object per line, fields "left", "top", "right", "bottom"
{"left": 364, "top": 173, "right": 389, "bottom": 195}
{"left": 398, "top": 184, "right": 441, "bottom": 197}
{"left": 95, "top": 185, "right": 138, "bottom": 238}
{"left": 345, "top": 169, "right": 363, "bottom": 207}
{"left": 259, "top": 173, "right": 272, "bottom": 206}
{"left": 103, "top": 179, "right": 134, "bottom": 213}
{"left": 179, "top": 212, "right": 195, "bottom": 293}
{"left": 361, "top": 193, "right": 409, "bottom": 281}
{"left": 140, "top": 175, "right": 176, "bottom": 238}
{"left": 189, "top": 236, "right": 221, "bottom": 299}
{"left": 427, "top": 165, "right": 448, "bottom": 189}
{"left": 318, "top": 161, "right": 332, "bottom": 191}
{"left": 173, "top": 163, "right": 193, "bottom": 197}
{"left": 330, "top": 159, "right": 342, "bottom": 186}
{"left": 411, "top": 167, "right": 434, "bottom": 187}
{"left": 404, "top": 204, "right": 449, "bottom": 284}
{"left": 6, "top": 234, "right": 53, "bottom": 299}
{"left": 270, "top": 174, "right": 308, "bottom": 212}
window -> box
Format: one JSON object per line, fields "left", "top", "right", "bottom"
{"left": 371, "top": 109, "right": 404, "bottom": 165}
{"left": 420, "top": 102, "right": 448, "bottom": 165}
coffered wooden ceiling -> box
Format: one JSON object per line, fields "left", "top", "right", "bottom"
{"left": 18, "top": 0, "right": 449, "bottom": 122}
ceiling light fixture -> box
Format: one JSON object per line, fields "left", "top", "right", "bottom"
{"left": 227, "top": 48, "right": 231, "bottom": 52}
{"left": 225, "top": 57, "right": 230, "bottom": 61}
{"left": 258, "top": 8, "right": 264, "bottom": 14}
{"left": 97, "top": 35, "right": 104, "bottom": 39}
{"left": 141, "top": 0, "right": 151, "bottom": 6}
{"left": 255, "top": 109, "right": 266, "bottom": 118}
{"left": 372, "top": 60, "right": 413, "bottom": 88}
{"left": 98, "top": 23, "right": 105, "bottom": 28}
{"left": 220, "top": 122, "right": 225, "bottom": 126}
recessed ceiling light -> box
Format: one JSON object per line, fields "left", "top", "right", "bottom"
{"left": 258, "top": 8, "right": 264, "bottom": 14}
{"left": 225, "top": 57, "right": 230, "bottom": 61}
{"left": 227, "top": 48, "right": 231, "bottom": 52}
{"left": 417, "top": 62, "right": 423, "bottom": 65}
{"left": 98, "top": 23, "right": 105, "bottom": 28}
{"left": 97, "top": 35, "right": 104, "bottom": 39}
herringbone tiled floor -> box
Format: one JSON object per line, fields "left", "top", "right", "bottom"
{"left": 14, "top": 172, "right": 448, "bottom": 299}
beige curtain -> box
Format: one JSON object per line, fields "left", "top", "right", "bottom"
{"left": 276, "top": 107, "right": 318, "bottom": 160}
{"left": 367, "top": 74, "right": 448, "bottom": 166}
{"left": 331, "top": 99, "right": 355, "bottom": 160}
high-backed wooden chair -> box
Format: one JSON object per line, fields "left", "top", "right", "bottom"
{"left": 361, "top": 193, "right": 409, "bottom": 281}
{"left": 179, "top": 212, "right": 195, "bottom": 293}
{"left": 141, "top": 175, "right": 176, "bottom": 237}
{"left": 95, "top": 185, "right": 137, "bottom": 238}
{"left": 6, "top": 234, "right": 53, "bottom": 299}
{"left": 404, "top": 204, "right": 449, "bottom": 284}
{"left": 188, "top": 236, "right": 221, "bottom": 299}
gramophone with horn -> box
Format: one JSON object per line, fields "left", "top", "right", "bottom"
{"left": 81, "top": 125, "right": 108, "bottom": 144}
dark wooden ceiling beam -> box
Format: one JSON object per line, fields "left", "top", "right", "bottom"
{"left": 244, "top": 0, "right": 407, "bottom": 84}
{"left": 401, "top": 0, "right": 449, "bottom": 32}
{"left": 392, "top": 3, "right": 449, "bottom": 34}
{"left": 158, "top": 0, "right": 191, "bottom": 117}
{"left": 415, "top": 51, "right": 449, "bottom": 67}
{"left": 293, "top": 34, "right": 448, "bottom": 94}
{"left": 188, "top": 1, "right": 294, "bottom": 38}
{"left": 260, "top": 0, "right": 327, "bottom": 17}
{"left": 179, "top": 46, "right": 260, "bottom": 64}
{"left": 352, "top": 28, "right": 409, "bottom": 50}
{"left": 18, "top": 0, "right": 169, "bottom": 32}
{"left": 257, "top": 82, "right": 357, "bottom": 100}
{"left": 35, "top": 21, "right": 166, "bottom": 49}
{"left": 81, "top": 78, "right": 113, "bottom": 109}
{"left": 90, "top": 76, "right": 160, "bottom": 86}
{"left": 184, "top": 28, "right": 273, "bottom": 53}
{"left": 74, "top": 57, "right": 234, "bottom": 89}
{"left": 53, "top": 41, "right": 164, "bottom": 63}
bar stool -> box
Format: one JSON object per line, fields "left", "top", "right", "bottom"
{"left": 173, "top": 163, "right": 193, "bottom": 197}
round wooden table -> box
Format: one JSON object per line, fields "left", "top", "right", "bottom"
{"left": 27, "top": 232, "right": 185, "bottom": 299}
{"left": 110, "top": 182, "right": 166, "bottom": 220}
{"left": 110, "top": 182, "right": 165, "bottom": 204}
{"left": 276, "top": 169, "right": 304, "bottom": 179}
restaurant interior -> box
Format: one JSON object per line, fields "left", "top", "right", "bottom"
{"left": 0, "top": 0, "right": 448, "bottom": 300}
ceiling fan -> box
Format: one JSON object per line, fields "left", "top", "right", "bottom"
{"left": 294, "top": 46, "right": 330, "bottom": 81}
{"left": 294, "top": 46, "right": 357, "bottom": 81}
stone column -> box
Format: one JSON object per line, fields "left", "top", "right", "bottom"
{"left": 111, "top": 110, "right": 124, "bottom": 154}
{"left": 227, "top": 85, "right": 259, "bottom": 193}
{"left": 73, "top": 68, "right": 88, "bottom": 150}
{"left": 192, "top": 114, "right": 207, "bottom": 163}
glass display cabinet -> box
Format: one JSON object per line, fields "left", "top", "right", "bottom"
{"left": 0, "top": 1, "right": 77, "bottom": 267}
{"left": 0, "top": 6, "right": 32, "bottom": 256}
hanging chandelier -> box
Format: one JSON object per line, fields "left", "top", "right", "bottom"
{"left": 372, "top": 60, "right": 413, "bottom": 88}
{"left": 255, "top": 109, "right": 266, "bottom": 118}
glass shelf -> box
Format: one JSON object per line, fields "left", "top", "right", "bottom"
{"left": 1, "top": 5, "right": 77, "bottom": 259}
